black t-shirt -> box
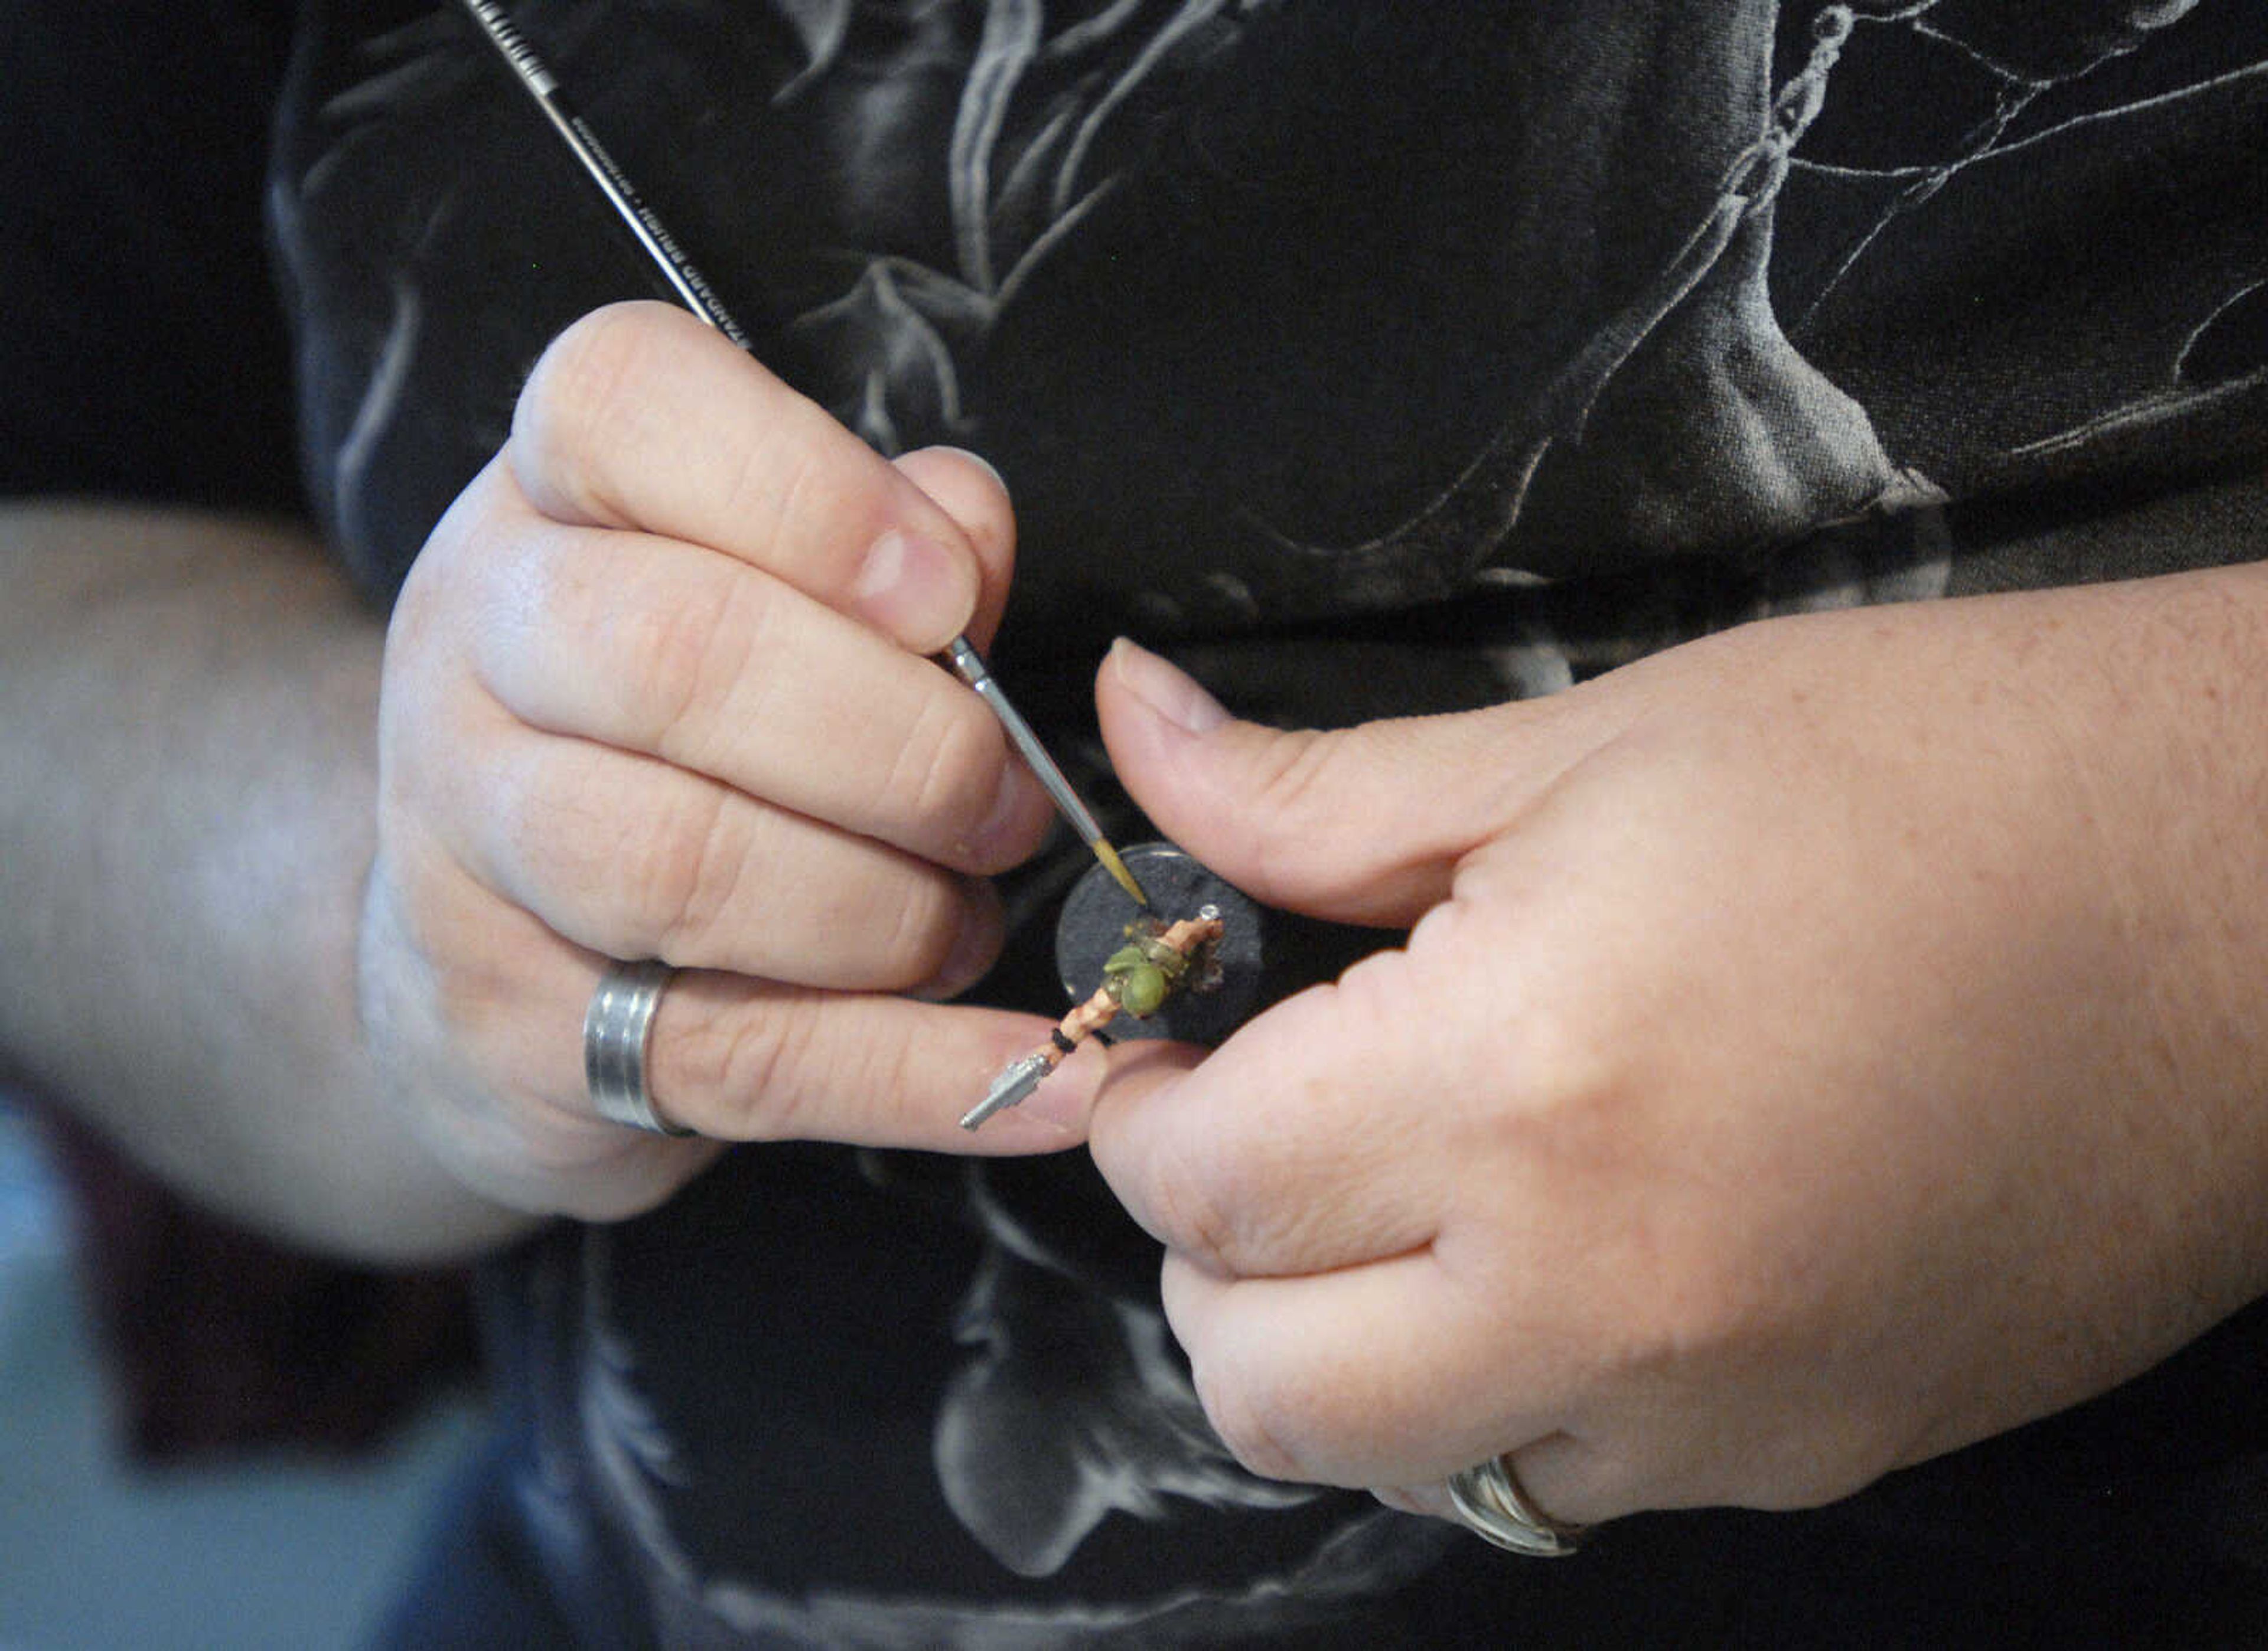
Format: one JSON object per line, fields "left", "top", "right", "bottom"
{"left": 11, "top": 2, "right": 2268, "bottom": 1644}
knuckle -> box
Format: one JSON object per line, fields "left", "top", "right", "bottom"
{"left": 732, "top": 432, "right": 833, "bottom": 562}
{"left": 1145, "top": 1134, "right": 1247, "bottom": 1278}
{"left": 483, "top": 772, "right": 552, "bottom": 892}
{"left": 514, "top": 305, "right": 664, "bottom": 520}
{"left": 1498, "top": 1000, "right": 1628, "bottom": 1134}
{"left": 1241, "top": 728, "right": 1337, "bottom": 850}
{"left": 1620, "top": 1250, "right": 1759, "bottom": 1406}
{"left": 880, "top": 690, "right": 1001, "bottom": 842}
{"left": 515, "top": 755, "right": 739, "bottom": 961}
{"left": 869, "top": 869, "right": 967, "bottom": 990}
{"left": 539, "top": 304, "right": 655, "bottom": 409}
{"left": 618, "top": 570, "right": 766, "bottom": 755}
{"left": 1750, "top": 1439, "right": 1892, "bottom": 1512}
{"left": 425, "top": 952, "right": 520, "bottom": 1076}
{"left": 1240, "top": 727, "right": 1396, "bottom": 879}
{"left": 360, "top": 854, "right": 520, "bottom": 1082}
{"left": 1191, "top": 1356, "right": 1308, "bottom": 1485}
{"left": 636, "top": 789, "right": 747, "bottom": 959}
{"left": 672, "top": 990, "right": 826, "bottom": 1140}
{"left": 1562, "top": 1448, "right": 1654, "bottom": 1521}
{"left": 1236, "top": 722, "right": 1443, "bottom": 897}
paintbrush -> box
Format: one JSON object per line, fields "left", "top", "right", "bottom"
{"left": 453, "top": 0, "right": 1149, "bottom": 909}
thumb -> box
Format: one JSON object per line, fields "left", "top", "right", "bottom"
{"left": 1098, "top": 639, "right": 1548, "bottom": 927}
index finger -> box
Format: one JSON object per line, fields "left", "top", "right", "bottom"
{"left": 509, "top": 302, "right": 984, "bottom": 654}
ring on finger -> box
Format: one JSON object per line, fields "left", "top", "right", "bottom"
{"left": 584, "top": 958, "right": 695, "bottom": 1137}
{"left": 1446, "top": 1453, "right": 1588, "bottom": 1558}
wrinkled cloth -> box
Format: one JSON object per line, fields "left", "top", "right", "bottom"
{"left": 7, "top": 1, "right": 2266, "bottom": 1643}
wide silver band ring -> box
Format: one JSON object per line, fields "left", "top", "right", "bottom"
{"left": 1446, "top": 1454, "right": 1587, "bottom": 1558}
{"left": 584, "top": 958, "right": 693, "bottom": 1136}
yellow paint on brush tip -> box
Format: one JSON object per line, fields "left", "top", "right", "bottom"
{"left": 1096, "top": 841, "right": 1149, "bottom": 907}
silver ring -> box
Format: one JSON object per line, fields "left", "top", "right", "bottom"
{"left": 1446, "top": 1453, "right": 1586, "bottom": 1558}
{"left": 583, "top": 958, "right": 693, "bottom": 1136}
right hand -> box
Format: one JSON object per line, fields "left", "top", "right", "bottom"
{"left": 358, "top": 301, "right": 1085, "bottom": 1222}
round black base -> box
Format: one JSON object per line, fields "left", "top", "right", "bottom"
{"left": 1054, "top": 843, "right": 1265, "bottom": 1045}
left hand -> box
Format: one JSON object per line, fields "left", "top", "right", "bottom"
{"left": 1084, "top": 572, "right": 2268, "bottom": 1530}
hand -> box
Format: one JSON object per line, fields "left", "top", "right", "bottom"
{"left": 359, "top": 301, "right": 1088, "bottom": 1224}
{"left": 1085, "top": 579, "right": 2268, "bottom": 1528}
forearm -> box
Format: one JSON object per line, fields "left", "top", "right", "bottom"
{"left": 2046, "top": 554, "right": 2268, "bottom": 1314}
{"left": 1846, "top": 554, "right": 2268, "bottom": 1351}
{"left": 0, "top": 501, "right": 537, "bottom": 1262}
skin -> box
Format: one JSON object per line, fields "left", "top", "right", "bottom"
{"left": 0, "top": 504, "right": 504, "bottom": 1260}
{"left": 357, "top": 304, "right": 1095, "bottom": 1223}
{"left": 1086, "top": 572, "right": 2268, "bottom": 1527}
{"left": 1, "top": 302, "right": 1099, "bottom": 1261}
{"left": 9, "top": 298, "right": 2267, "bottom": 1538}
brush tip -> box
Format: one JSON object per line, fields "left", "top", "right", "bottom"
{"left": 1096, "top": 841, "right": 1149, "bottom": 907}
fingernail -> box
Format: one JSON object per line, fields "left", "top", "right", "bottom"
{"left": 1024, "top": 1040, "right": 1197, "bottom": 1136}
{"left": 1016, "top": 1071, "right": 1093, "bottom": 1137}
{"left": 928, "top": 446, "right": 1011, "bottom": 498}
{"left": 852, "top": 529, "right": 976, "bottom": 650}
{"left": 1109, "top": 638, "right": 1228, "bottom": 736}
